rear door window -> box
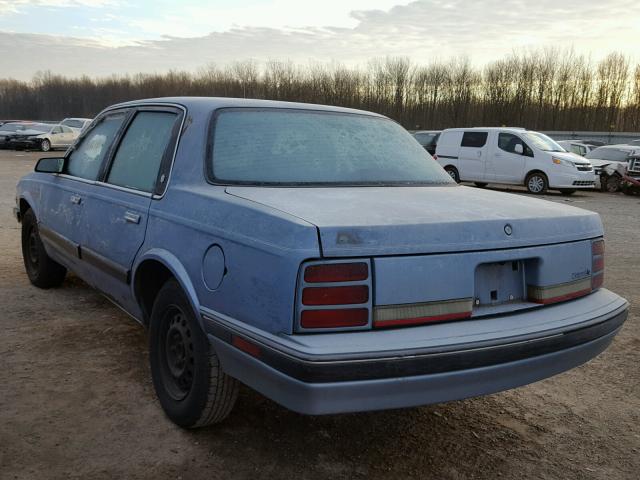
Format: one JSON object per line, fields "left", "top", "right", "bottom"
{"left": 65, "top": 112, "right": 127, "bottom": 180}
{"left": 106, "top": 111, "right": 178, "bottom": 193}
{"left": 461, "top": 131, "right": 488, "bottom": 148}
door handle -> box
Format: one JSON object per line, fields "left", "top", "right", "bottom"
{"left": 124, "top": 211, "right": 141, "bottom": 224}
{"left": 70, "top": 194, "right": 82, "bottom": 205}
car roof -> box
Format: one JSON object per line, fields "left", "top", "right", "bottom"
{"left": 106, "top": 96, "right": 384, "bottom": 118}
{"left": 594, "top": 144, "right": 638, "bottom": 151}
{"left": 441, "top": 127, "right": 528, "bottom": 133}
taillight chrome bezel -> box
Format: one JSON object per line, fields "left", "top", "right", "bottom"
{"left": 295, "top": 258, "right": 373, "bottom": 333}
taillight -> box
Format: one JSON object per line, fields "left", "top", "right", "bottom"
{"left": 592, "top": 239, "right": 604, "bottom": 290}
{"left": 301, "top": 309, "right": 369, "bottom": 328}
{"left": 297, "top": 261, "right": 371, "bottom": 331}
{"left": 433, "top": 154, "right": 438, "bottom": 160}
{"left": 302, "top": 285, "right": 369, "bottom": 305}
{"left": 304, "top": 262, "right": 368, "bottom": 283}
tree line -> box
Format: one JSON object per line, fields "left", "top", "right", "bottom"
{"left": 1, "top": 49, "right": 639, "bottom": 132}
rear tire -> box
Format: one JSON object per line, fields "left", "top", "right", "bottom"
{"left": 525, "top": 172, "right": 548, "bottom": 194}
{"left": 21, "top": 209, "right": 67, "bottom": 288}
{"left": 40, "top": 139, "right": 51, "bottom": 152}
{"left": 444, "top": 166, "right": 460, "bottom": 183}
{"left": 559, "top": 189, "right": 576, "bottom": 195}
{"left": 149, "top": 279, "right": 239, "bottom": 428}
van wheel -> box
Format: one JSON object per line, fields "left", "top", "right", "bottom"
{"left": 21, "top": 209, "right": 67, "bottom": 288}
{"left": 474, "top": 182, "right": 488, "bottom": 188}
{"left": 149, "top": 279, "right": 239, "bottom": 428}
{"left": 525, "top": 172, "right": 548, "bottom": 194}
{"left": 559, "top": 189, "right": 576, "bottom": 195}
{"left": 444, "top": 166, "right": 460, "bottom": 183}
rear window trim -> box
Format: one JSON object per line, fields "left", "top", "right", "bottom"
{"left": 204, "top": 107, "right": 454, "bottom": 188}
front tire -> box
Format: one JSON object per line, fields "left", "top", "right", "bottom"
{"left": 605, "top": 175, "right": 621, "bottom": 193}
{"left": 40, "top": 139, "right": 51, "bottom": 152}
{"left": 444, "top": 166, "right": 460, "bottom": 183}
{"left": 21, "top": 209, "right": 67, "bottom": 288}
{"left": 149, "top": 279, "right": 239, "bottom": 428}
{"left": 525, "top": 172, "right": 548, "bottom": 194}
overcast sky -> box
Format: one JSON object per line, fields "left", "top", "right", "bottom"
{"left": 1, "top": 0, "right": 639, "bottom": 80}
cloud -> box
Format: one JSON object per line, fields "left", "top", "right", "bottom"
{"left": 1, "top": 0, "right": 639, "bottom": 80}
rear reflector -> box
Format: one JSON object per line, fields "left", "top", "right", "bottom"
{"left": 301, "top": 308, "right": 369, "bottom": 329}
{"left": 232, "top": 336, "right": 261, "bottom": 358}
{"left": 304, "top": 262, "right": 368, "bottom": 283}
{"left": 373, "top": 298, "right": 473, "bottom": 328}
{"left": 527, "top": 277, "right": 591, "bottom": 305}
{"left": 302, "top": 285, "right": 369, "bottom": 306}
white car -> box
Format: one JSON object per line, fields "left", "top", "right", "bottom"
{"left": 8, "top": 123, "right": 79, "bottom": 151}
{"left": 585, "top": 145, "right": 640, "bottom": 191}
{"left": 557, "top": 140, "right": 594, "bottom": 157}
{"left": 435, "top": 127, "right": 596, "bottom": 195}
{"left": 60, "top": 117, "right": 92, "bottom": 133}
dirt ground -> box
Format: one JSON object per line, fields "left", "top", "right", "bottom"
{"left": 0, "top": 150, "right": 638, "bottom": 480}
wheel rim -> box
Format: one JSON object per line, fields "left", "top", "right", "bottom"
{"left": 42, "top": 140, "right": 50, "bottom": 152}
{"left": 528, "top": 175, "right": 544, "bottom": 193}
{"left": 27, "top": 226, "right": 39, "bottom": 269}
{"left": 446, "top": 169, "right": 457, "bottom": 181}
{"left": 159, "top": 306, "right": 195, "bottom": 401}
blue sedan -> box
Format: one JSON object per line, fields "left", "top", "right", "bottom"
{"left": 15, "top": 97, "right": 628, "bottom": 428}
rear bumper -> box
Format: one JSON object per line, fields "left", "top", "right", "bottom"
{"left": 202, "top": 289, "right": 627, "bottom": 415}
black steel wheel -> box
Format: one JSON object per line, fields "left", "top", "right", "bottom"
{"left": 21, "top": 208, "right": 66, "bottom": 288}
{"left": 149, "top": 279, "right": 238, "bottom": 428}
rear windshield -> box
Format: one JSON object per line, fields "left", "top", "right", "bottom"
{"left": 586, "top": 148, "right": 631, "bottom": 162}
{"left": 210, "top": 109, "right": 453, "bottom": 186}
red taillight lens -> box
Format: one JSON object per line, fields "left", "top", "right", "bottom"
{"left": 592, "top": 239, "right": 604, "bottom": 290}
{"left": 301, "top": 309, "right": 369, "bottom": 329}
{"left": 592, "top": 239, "right": 605, "bottom": 256}
{"left": 302, "top": 285, "right": 369, "bottom": 306}
{"left": 592, "top": 256, "right": 604, "bottom": 273}
{"left": 304, "top": 262, "right": 368, "bottom": 283}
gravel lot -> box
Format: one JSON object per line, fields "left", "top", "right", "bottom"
{"left": 1, "top": 150, "right": 638, "bottom": 480}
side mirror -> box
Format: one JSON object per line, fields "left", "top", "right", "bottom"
{"left": 35, "top": 157, "right": 64, "bottom": 173}
{"left": 514, "top": 144, "right": 524, "bottom": 155}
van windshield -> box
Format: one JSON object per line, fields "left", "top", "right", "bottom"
{"left": 210, "top": 109, "right": 454, "bottom": 186}
{"left": 521, "top": 132, "right": 565, "bottom": 152}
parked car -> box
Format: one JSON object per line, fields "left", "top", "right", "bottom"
{"left": 0, "top": 121, "right": 37, "bottom": 148}
{"left": 435, "top": 127, "right": 595, "bottom": 194}
{"left": 557, "top": 140, "right": 594, "bottom": 157}
{"left": 8, "top": 123, "right": 78, "bottom": 152}
{"left": 15, "top": 98, "right": 628, "bottom": 428}
{"left": 412, "top": 130, "right": 441, "bottom": 155}
{"left": 61, "top": 117, "right": 92, "bottom": 133}
{"left": 585, "top": 145, "right": 640, "bottom": 192}
{"left": 627, "top": 140, "right": 640, "bottom": 147}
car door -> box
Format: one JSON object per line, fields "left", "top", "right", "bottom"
{"left": 50, "top": 126, "right": 64, "bottom": 147}
{"left": 77, "top": 107, "right": 182, "bottom": 313}
{"left": 489, "top": 132, "right": 529, "bottom": 183}
{"left": 458, "top": 131, "right": 488, "bottom": 181}
{"left": 38, "top": 112, "right": 128, "bottom": 270}
{"left": 60, "top": 125, "right": 76, "bottom": 146}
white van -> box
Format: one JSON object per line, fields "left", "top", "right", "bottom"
{"left": 434, "top": 127, "right": 596, "bottom": 194}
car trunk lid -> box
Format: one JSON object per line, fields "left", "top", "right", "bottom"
{"left": 226, "top": 186, "right": 602, "bottom": 257}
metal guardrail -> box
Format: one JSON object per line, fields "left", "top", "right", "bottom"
{"left": 544, "top": 131, "right": 640, "bottom": 145}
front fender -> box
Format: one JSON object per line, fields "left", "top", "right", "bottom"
{"left": 131, "top": 248, "right": 203, "bottom": 328}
